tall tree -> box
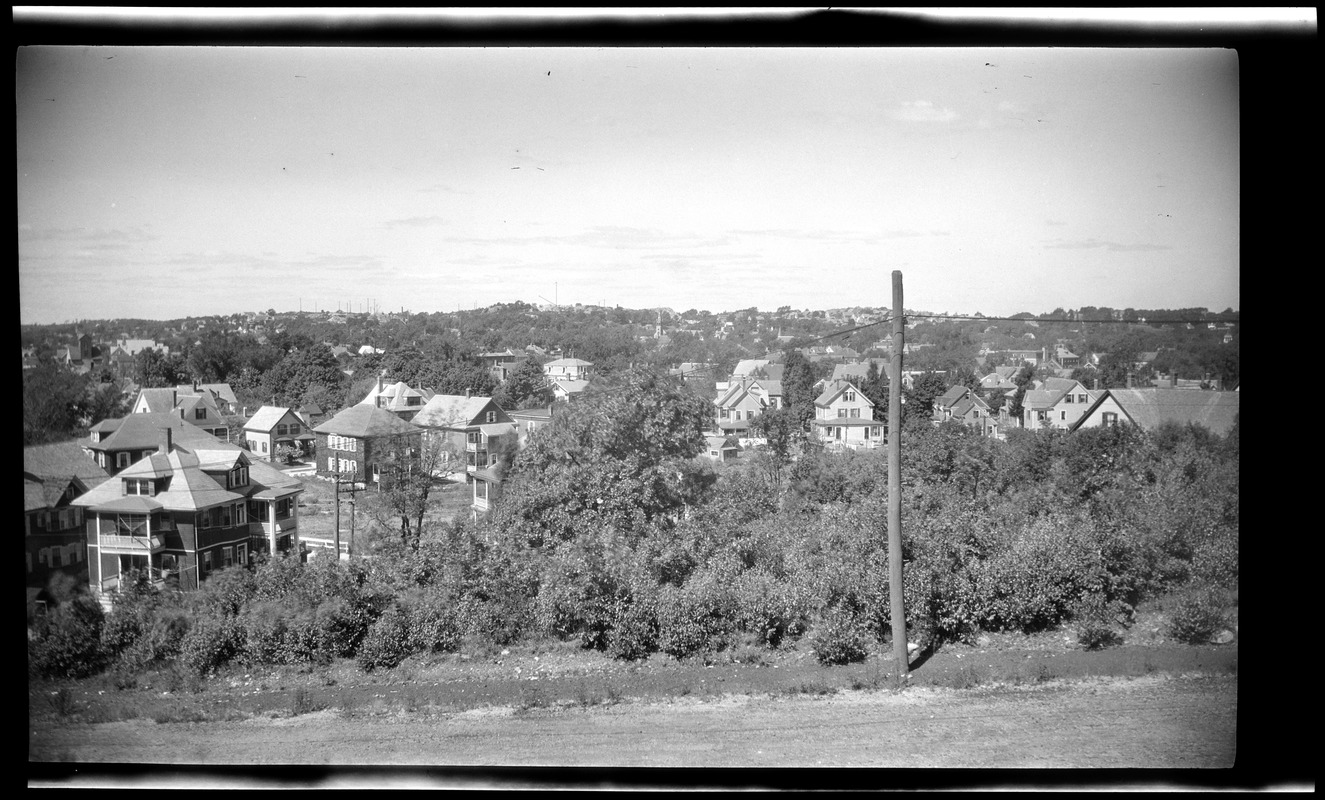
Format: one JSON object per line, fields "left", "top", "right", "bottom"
{"left": 780, "top": 347, "right": 818, "bottom": 432}
{"left": 493, "top": 357, "right": 554, "bottom": 411}
{"left": 495, "top": 367, "right": 714, "bottom": 549}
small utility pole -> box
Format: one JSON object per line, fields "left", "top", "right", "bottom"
{"left": 888, "top": 270, "right": 908, "bottom": 689}
{"left": 333, "top": 472, "right": 341, "bottom": 557}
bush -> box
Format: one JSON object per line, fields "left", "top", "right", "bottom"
{"left": 402, "top": 589, "right": 463, "bottom": 655}
{"left": 1076, "top": 621, "right": 1124, "bottom": 651}
{"left": 178, "top": 615, "right": 244, "bottom": 677}
{"left": 1165, "top": 587, "right": 1229, "bottom": 645}
{"left": 356, "top": 605, "right": 413, "bottom": 672}
{"left": 808, "top": 606, "right": 872, "bottom": 666}
{"left": 29, "top": 593, "right": 106, "bottom": 679}
{"left": 606, "top": 592, "right": 659, "bottom": 661}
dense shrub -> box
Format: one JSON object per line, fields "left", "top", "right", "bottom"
{"left": 1165, "top": 587, "right": 1230, "bottom": 645}
{"left": 178, "top": 615, "right": 244, "bottom": 677}
{"left": 400, "top": 588, "right": 463, "bottom": 655}
{"left": 356, "top": 605, "right": 413, "bottom": 672}
{"left": 606, "top": 591, "right": 660, "bottom": 661}
{"left": 29, "top": 593, "right": 107, "bottom": 679}
{"left": 808, "top": 606, "right": 873, "bottom": 666}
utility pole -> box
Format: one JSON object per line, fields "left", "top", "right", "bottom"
{"left": 333, "top": 472, "right": 341, "bottom": 557}
{"left": 888, "top": 270, "right": 908, "bottom": 689}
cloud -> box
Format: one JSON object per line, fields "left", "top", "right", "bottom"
{"left": 382, "top": 215, "right": 446, "bottom": 229}
{"left": 1043, "top": 238, "right": 1172, "bottom": 252}
{"left": 889, "top": 101, "right": 959, "bottom": 123}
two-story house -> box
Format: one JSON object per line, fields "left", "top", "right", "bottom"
{"left": 812, "top": 379, "right": 884, "bottom": 449}
{"left": 86, "top": 411, "right": 228, "bottom": 475}
{"left": 130, "top": 387, "right": 230, "bottom": 440}
{"left": 479, "top": 349, "right": 522, "bottom": 383}
{"left": 509, "top": 406, "right": 555, "bottom": 449}
{"left": 543, "top": 357, "right": 594, "bottom": 383}
{"left": 1020, "top": 378, "right": 1095, "bottom": 430}
{"left": 714, "top": 378, "right": 782, "bottom": 437}
{"left": 313, "top": 404, "right": 423, "bottom": 483}
{"left": 410, "top": 392, "right": 517, "bottom": 476}
{"left": 243, "top": 406, "right": 316, "bottom": 461}
{"left": 73, "top": 427, "right": 305, "bottom": 600}
{"left": 24, "top": 441, "right": 110, "bottom": 590}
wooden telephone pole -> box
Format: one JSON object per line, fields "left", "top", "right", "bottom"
{"left": 888, "top": 270, "right": 909, "bottom": 688}
{"left": 332, "top": 471, "right": 356, "bottom": 559}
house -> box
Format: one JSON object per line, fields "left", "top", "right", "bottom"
{"left": 942, "top": 391, "right": 1000, "bottom": 438}
{"left": 714, "top": 378, "right": 782, "bottom": 436}
{"left": 410, "top": 392, "right": 517, "bottom": 475}
{"left": 25, "top": 441, "right": 110, "bottom": 590}
{"left": 551, "top": 379, "right": 592, "bottom": 402}
{"left": 479, "top": 349, "right": 522, "bottom": 382}
{"left": 1054, "top": 344, "right": 1081, "bottom": 369}
{"left": 1020, "top": 378, "right": 1095, "bottom": 431}
{"left": 313, "top": 404, "right": 423, "bottom": 483}
{"left": 296, "top": 403, "right": 327, "bottom": 429}
{"left": 543, "top": 357, "right": 594, "bottom": 383}
{"left": 1069, "top": 388, "right": 1240, "bottom": 436}
{"left": 86, "top": 411, "right": 228, "bottom": 475}
{"left": 177, "top": 383, "right": 239, "bottom": 415}
{"left": 243, "top": 406, "right": 316, "bottom": 461}
{"left": 509, "top": 406, "right": 555, "bottom": 449}
{"left": 356, "top": 377, "right": 435, "bottom": 422}
{"left": 978, "top": 367, "right": 1019, "bottom": 397}
{"left": 130, "top": 385, "right": 231, "bottom": 440}
{"left": 811, "top": 379, "right": 885, "bottom": 449}
{"left": 702, "top": 434, "right": 742, "bottom": 463}
{"left": 72, "top": 427, "right": 305, "bottom": 600}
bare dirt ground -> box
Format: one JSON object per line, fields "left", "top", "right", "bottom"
{"left": 30, "top": 615, "right": 1246, "bottom": 787}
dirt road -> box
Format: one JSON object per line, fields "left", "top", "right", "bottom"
{"left": 30, "top": 673, "right": 1235, "bottom": 781}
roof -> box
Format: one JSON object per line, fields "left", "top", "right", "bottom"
{"left": 731, "top": 359, "right": 770, "bottom": 377}
{"left": 1075, "top": 388, "right": 1240, "bottom": 436}
{"left": 24, "top": 441, "right": 108, "bottom": 484}
{"left": 314, "top": 404, "right": 423, "bottom": 438}
{"left": 552, "top": 379, "right": 591, "bottom": 395}
{"left": 244, "top": 406, "right": 298, "bottom": 432}
{"left": 544, "top": 358, "right": 594, "bottom": 368}
{"left": 135, "top": 387, "right": 178, "bottom": 413}
{"left": 814, "top": 379, "right": 873, "bottom": 408}
{"left": 410, "top": 394, "right": 504, "bottom": 429}
{"left": 178, "top": 383, "right": 239, "bottom": 409}
{"left": 74, "top": 441, "right": 299, "bottom": 512}
{"left": 704, "top": 435, "right": 741, "bottom": 451}
{"left": 936, "top": 385, "right": 970, "bottom": 408}
{"left": 89, "top": 412, "right": 226, "bottom": 453}
{"left": 478, "top": 422, "right": 518, "bottom": 437}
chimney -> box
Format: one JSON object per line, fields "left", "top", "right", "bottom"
{"left": 179, "top": 407, "right": 185, "bottom": 419}
{"left": 465, "top": 388, "right": 472, "bottom": 398}
{"left": 160, "top": 426, "right": 172, "bottom": 454}
{"left": 1126, "top": 371, "right": 1133, "bottom": 389}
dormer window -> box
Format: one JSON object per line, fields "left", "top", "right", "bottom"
{"left": 195, "top": 408, "right": 206, "bottom": 420}
{"left": 124, "top": 478, "right": 155, "bottom": 496}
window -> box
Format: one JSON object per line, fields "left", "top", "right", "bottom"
{"left": 222, "top": 547, "right": 233, "bottom": 568}
{"left": 51, "top": 547, "right": 62, "bottom": 568}
{"left": 850, "top": 408, "right": 860, "bottom": 418}
{"left": 195, "top": 408, "right": 206, "bottom": 420}
{"left": 1064, "top": 394, "right": 1074, "bottom": 403}
{"left": 237, "top": 544, "right": 247, "bottom": 566}
{"left": 1079, "top": 393, "right": 1087, "bottom": 403}
{"left": 288, "top": 423, "right": 300, "bottom": 435}
{"left": 276, "top": 424, "right": 287, "bottom": 436}
{"left": 1102, "top": 412, "right": 1118, "bottom": 427}
{"left": 844, "top": 391, "right": 856, "bottom": 402}
{"left": 838, "top": 409, "right": 847, "bottom": 418}
{"left": 202, "top": 550, "right": 212, "bottom": 576}
{"left": 116, "top": 452, "right": 130, "bottom": 469}
{"left": 1060, "top": 410, "right": 1067, "bottom": 421}
{"left": 486, "top": 411, "right": 496, "bottom": 423}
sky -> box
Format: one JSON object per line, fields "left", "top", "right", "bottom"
{"left": 18, "top": 23, "right": 1245, "bottom": 324}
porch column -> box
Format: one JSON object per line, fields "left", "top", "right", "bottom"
{"left": 91, "top": 511, "right": 101, "bottom": 592}
{"left": 268, "top": 501, "right": 277, "bottom": 554}
{"left": 290, "top": 496, "right": 300, "bottom": 554}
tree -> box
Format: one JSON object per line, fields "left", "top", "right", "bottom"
{"left": 135, "top": 348, "right": 189, "bottom": 388}
{"left": 749, "top": 406, "right": 805, "bottom": 488}
{"left": 369, "top": 432, "right": 453, "bottom": 552}
{"left": 780, "top": 348, "right": 818, "bottom": 432}
{"left": 492, "top": 358, "right": 553, "bottom": 411}
{"left": 23, "top": 359, "right": 89, "bottom": 445}
{"left": 903, "top": 371, "right": 949, "bottom": 421}
{"left": 262, "top": 343, "right": 348, "bottom": 407}
{"left": 495, "top": 367, "right": 714, "bottom": 549}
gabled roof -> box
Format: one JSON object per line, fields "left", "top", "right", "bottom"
{"left": 177, "top": 383, "right": 238, "bottom": 409}
{"left": 551, "top": 379, "right": 591, "bottom": 396}
{"left": 135, "top": 387, "right": 178, "bottom": 413}
{"left": 731, "top": 359, "right": 770, "bottom": 378}
{"left": 411, "top": 394, "right": 506, "bottom": 429}
{"left": 24, "top": 441, "right": 108, "bottom": 484}
{"left": 704, "top": 435, "right": 742, "bottom": 451}
{"left": 936, "top": 385, "right": 970, "bottom": 408}
{"left": 244, "top": 406, "right": 298, "bottom": 432}
{"left": 314, "top": 404, "right": 422, "bottom": 438}
{"left": 1072, "top": 388, "right": 1240, "bottom": 435}
{"left": 814, "top": 379, "right": 873, "bottom": 408}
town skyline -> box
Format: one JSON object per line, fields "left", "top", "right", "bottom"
{"left": 19, "top": 32, "right": 1243, "bottom": 326}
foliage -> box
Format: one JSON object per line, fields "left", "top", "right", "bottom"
{"left": 808, "top": 606, "right": 873, "bottom": 666}
{"left": 1164, "top": 587, "right": 1230, "bottom": 645}
{"left": 356, "top": 605, "right": 413, "bottom": 672}
{"left": 28, "top": 591, "right": 107, "bottom": 679}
